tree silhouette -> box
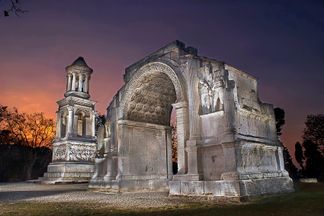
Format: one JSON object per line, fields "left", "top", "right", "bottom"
{"left": 293, "top": 114, "right": 324, "bottom": 181}
{"left": 274, "top": 107, "right": 285, "bottom": 136}
{"left": 303, "top": 114, "right": 324, "bottom": 155}
{"left": 2, "top": 0, "right": 27, "bottom": 17}
{"left": 295, "top": 142, "right": 304, "bottom": 171}
{"left": 0, "top": 104, "right": 54, "bottom": 181}
{"left": 274, "top": 107, "right": 297, "bottom": 179}
{"left": 303, "top": 140, "right": 324, "bottom": 179}
{"left": 95, "top": 114, "right": 105, "bottom": 137}
{"left": 0, "top": 105, "right": 55, "bottom": 148}
{"left": 283, "top": 146, "right": 298, "bottom": 180}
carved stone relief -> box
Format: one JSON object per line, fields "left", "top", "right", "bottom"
{"left": 126, "top": 72, "right": 176, "bottom": 125}
{"left": 120, "top": 62, "right": 185, "bottom": 122}
{"left": 198, "top": 64, "right": 225, "bottom": 115}
{"left": 53, "top": 144, "right": 67, "bottom": 161}
{"left": 68, "top": 144, "right": 96, "bottom": 162}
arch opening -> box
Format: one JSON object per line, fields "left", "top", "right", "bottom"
{"left": 75, "top": 111, "right": 88, "bottom": 137}
{"left": 125, "top": 72, "right": 177, "bottom": 126}
{"left": 121, "top": 69, "right": 183, "bottom": 180}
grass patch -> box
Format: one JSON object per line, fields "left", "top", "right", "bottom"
{"left": 0, "top": 183, "right": 323, "bottom": 216}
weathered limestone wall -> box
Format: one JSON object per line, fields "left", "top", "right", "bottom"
{"left": 198, "top": 144, "right": 225, "bottom": 180}
{"left": 117, "top": 120, "right": 171, "bottom": 180}
{"left": 200, "top": 112, "right": 226, "bottom": 142}
{"left": 226, "top": 65, "right": 277, "bottom": 141}
{"left": 89, "top": 40, "right": 294, "bottom": 197}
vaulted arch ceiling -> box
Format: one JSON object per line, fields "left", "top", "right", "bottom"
{"left": 126, "top": 72, "right": 176, "bottom": 125}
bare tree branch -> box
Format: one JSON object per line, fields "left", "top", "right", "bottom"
{"left": 0, "top": 105, "right": 55, "bottom": 148}
{"left": 2, "top": 0, "right": 27, "bottom": 17}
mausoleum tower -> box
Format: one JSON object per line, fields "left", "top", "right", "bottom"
{"left": 41, "top": 57, "right": 97, "bottom": 183}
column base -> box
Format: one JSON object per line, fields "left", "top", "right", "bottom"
{"left": 40, "top": 161, "right": 95, "bottom": 184}
{"left": 169, "top": 176, "right": 294, "bottom": 197}
{"left": 89, "top": 178, "right": 169, "bottom": 192}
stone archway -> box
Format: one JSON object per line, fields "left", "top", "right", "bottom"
{"left": 115, "top": 62, "right": 188, "bottom": 191}
{"left": 89, "top": 41, "right": 294, "bottom": 197}
{"left": 119, "top": 62, "right": 186, "bottom": 119}
{"left": 125, "top": 72, "right": 176, "bottom": 125}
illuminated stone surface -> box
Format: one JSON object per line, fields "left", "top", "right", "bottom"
{"left": 89, "top": 41, "right": 294, "bottom": 197}
{"left": 41, "top": 57, "right": 97, "bottom": 183}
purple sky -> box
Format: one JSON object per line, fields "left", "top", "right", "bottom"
{"left": 1, "top": 0, "right": 323, "bottom": 158}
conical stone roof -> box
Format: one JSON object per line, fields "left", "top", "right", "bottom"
{"left": 71, "top": 56, "right": 89, "bottom": 67}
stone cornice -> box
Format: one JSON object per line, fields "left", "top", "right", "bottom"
{"left": 57, "top": 96, "right": 96, "bottom": 108}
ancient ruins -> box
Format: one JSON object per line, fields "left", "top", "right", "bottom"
{"left": 43, "top": 41, "right": 294, "bottom": 197}
{"left": 41, "top": 57, "right": 97, "bottom": 183}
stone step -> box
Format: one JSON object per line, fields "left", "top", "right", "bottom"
{"left": 43, "top": 172, "right": 93, "bottom": 178}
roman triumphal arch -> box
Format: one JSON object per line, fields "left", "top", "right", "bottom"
{"left": 89, "top": 41, "right": 294, "bottom": 197}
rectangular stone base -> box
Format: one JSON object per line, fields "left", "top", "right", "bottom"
{"left": 40, "top": 162, "right": 95, "bottom": 184}
{"left": 89, "top": 178, "right": 169, "bottom": 192}
{"left": 169, "top": 177, "right": 294, "bottom": 197}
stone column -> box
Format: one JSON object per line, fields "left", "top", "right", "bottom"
{"left": 166, "top": 128, "right": 173, "bottom": 179}
{"left": 186, "top": 140, "right": 200, "bottom": 178}
{"left": 187, "top": 61, "right": 201, "bottom": 140}
{"left": 67, "top": 74, "right": 72, "bottom": 91}
{"left": 84, "top": 74, "right": 89, "bottom": 93}
{"left": 277, "top": 146, "right": 285, "bottom": 171}
{"left": 74, "top": 113, "right": 79, "bottom": 135}
{"left": 78, "top": 74, "right": 83, "bottom": 92}
{"left": 104, "top": 159, "right": 113, "bottom": 180}
{"left": 66, "top": 75, "right": 68, "bottom": 91}
{"left": 173, "top": 102, "right": 189, "bottom": 174}
{"left": 56, "top": 111, "right": 61, "bottom": 138}
{"left": 178, "top": 58, "right": 201, "bottom": 178}
{"left": 71, "top": 73, "right": 76, "bottom": 91}
{"left": 222, "top": 76, "right": 236, "bottom": 142}
{"left": 67, "top": 107, "right": 74, "bottom": 137}
{"left": 92, "top": 111, "right": 96, "bottom": 137}
{"left": 104, "top": 138, "right": 114, "bottom": 180}
{"left": 92, "top": 158, "right": 104, "bottom": 180}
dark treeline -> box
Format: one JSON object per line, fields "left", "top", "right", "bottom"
{"left": 274, "top": 108, "right": 324, "bottom": 181}
{"left": 0, "top": 105, "right": 54, "bottom": 182}
{"left": 0, "top": 144, "right": 51, "bottom": 182}
{"left": 294, "top": 114, "right": 324, "bottom": 181}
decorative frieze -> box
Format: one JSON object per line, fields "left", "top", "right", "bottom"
{"left": 68, "top": 144, "right": 96, "bottom": 162}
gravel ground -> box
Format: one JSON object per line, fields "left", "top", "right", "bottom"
{"left": 0, "top": 182, "right": 226, "bottom": 209}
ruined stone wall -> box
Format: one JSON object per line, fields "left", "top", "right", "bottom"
{"left": 226, "top": 65, "right": 277, "bottom": 142}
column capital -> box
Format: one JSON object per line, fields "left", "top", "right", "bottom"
{"left": 172, "top": 101, "right": 188, "bottom": 109}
